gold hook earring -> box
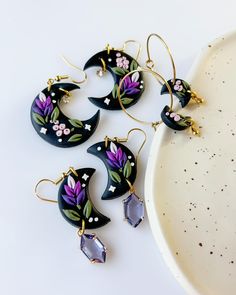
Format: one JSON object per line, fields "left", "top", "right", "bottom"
{"left": 145, "top": 33, "right": 204, "bottom": 107}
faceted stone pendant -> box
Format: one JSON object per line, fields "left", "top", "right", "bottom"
{"left": 80, "top": 233, "right": 106, "bottom": 263}
{"left": 123, "top": 193, "right": 144, "bottom": 227}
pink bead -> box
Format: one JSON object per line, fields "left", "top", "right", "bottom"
{"left": 56, "top": 130, "right": 63, "bottom": 137}
{"left": 64, "top": 128, "right": 70, "bottom": 135}
{"left": 59, "top": 123, "right": 66, "bottom": 130}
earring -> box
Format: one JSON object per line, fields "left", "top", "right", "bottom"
{"left": 117, "top": 67, "right": 200, "bottom": 135}
{"left": 30, "top": 64, "right": 100, "bottom": 147}
{"left": 146, "top": 33, "right": 204, "bottom": 108}
{"left": 87, "top": 128, "right": 146, "bottom": 228}
{"left": 35, "top": 166, "right": 110, "bottom": 263}
{"left": 83, "top": 40, "right": 145, "bottom": 110}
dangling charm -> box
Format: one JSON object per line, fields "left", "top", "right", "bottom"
{"left": 161, "top": 105, "right": 200, "bottom": 135}
{"left": 87, "top": 129, "right": 146, "bottom": 227}
{"left": 30, "top": 75, "right": 100, "bottom": 147}
{"left": 35, "top": 167, "right": 110, "bottom": 263}
{"left": 160, "top": 79, "right": 204, "bottom": 108}
{"left": 83, "top": 41, "right": 145, "bottom": 110}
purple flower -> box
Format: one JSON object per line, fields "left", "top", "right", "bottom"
{"left": 121, "top": 74, "right": 140, "bottom": 95}
{"left": 62, "top": 175, "right": 85, "bottom": 206}
{"left": 106, "top": 142, "right": 127, "bottom": 169}
{"left": 33, "top": 92, "right": 53, "bottom": 117}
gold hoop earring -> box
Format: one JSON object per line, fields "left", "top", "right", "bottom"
{"left": 146, "top": 33, "right": 204, "bottom": 108}
{"left": 117, "top": 67, "right": 200, "bottom": 135}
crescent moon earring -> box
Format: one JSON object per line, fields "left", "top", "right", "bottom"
{"left": 30, "top": 66, "right": 100, "bottom": 147}
{"left": 117, "top": 67, "right": 200, "bottom": 135}
{"left": 87, "top": 128, "right": 146, "bottom": 228}
{"left": 146, "top": 33, "right": 204, "bottom": 108}
{"left": 83, "top": 40, "right": 145, "bottom": 110}
{"left": 35, "top": 166, "right": 110, "bottom": 263}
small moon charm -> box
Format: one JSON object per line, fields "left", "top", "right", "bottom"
{"left": 160, "top": 79, "right": 192, "bottom": 107}
{"left": 30, "top": 83, "right": 100, "bottom": 147}
{"left": 161, "top": 106, "right": 193, "bottom": 131}
{"left": 87, "top": 141, "right": 137, "bottom": 200}
{"left": 58, "top": 168, "right": 110, "bottom": 229}
{"left": 84, "top": 49, "right": 144, "bottom": 110}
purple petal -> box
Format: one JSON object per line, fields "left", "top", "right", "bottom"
{"left": 107, "top": 159, "right": 121, "bottom": 169}
{"left": 62, "top": 195, "right": 76, "bottom": 206}
{"left": 76, "top": 189, "right": 85, "bottom": 205}
{"left": 44, "top": 104, "right": 53, "bottom": 116}
{"left": 116, "top": 148, "right": 123, "bottom": 161}
{"left": 64, "top": 185, "right": 74, "bottom": 197}
{"left": 35, "top": 98, "right": 44, "bottom": 110}
{"left": 129, "top": 82, "right": 140, "bottom": 88}
{"left": 74, "top": 181, "right": 82, "bottom": 196}
{"left": 125, "top": 88, "right": 140, "bottom": 95}
{"left": 106, "top": 151, "right": 117, "bottom": 162}
{"left": 32, "top": 105, "right": 44, "bottom": 116}
{"left": 45, "top": 96, "right": 52, "bottom": 107}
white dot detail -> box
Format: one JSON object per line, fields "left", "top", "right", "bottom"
{"left": 58, "top": 139, "right": 62, "bottom": 142}
{"left": 94, "top": 217, "right": 99, "bottom": 222}
{"left": 88, "top": 217, "right": 93, "bottom": 223}
{"left": 82, "top": 183, "right": 86, "bottom": 187}
{"left": 140, "top": 85, "right": 143, "bottom": 89}
{"left": 108, "top": 58, "right": 112, "bottom": 62}
{"left": 141, "top": 80, "right": 144, "bottom": 84}
{"left": 131, "top": 162, "right": 135, "bottom": 166}
{"left": 97, "top": 146, "right": 102, "bottom": 151}
{"left": 52, "top": 100, "right": 56, "bottom": 103}
{"left": 51, "top": 92, "right": 55, "bottom": 96}
{"left": 128, "top": 156, "right": 132, "bottom": 159}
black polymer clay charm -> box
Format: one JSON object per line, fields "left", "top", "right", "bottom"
{"left": 161, "top": 105, "right": 193, "bottom": 131}
{"left": 160, "top": 79, "right": 192, "bottom": 107}
{"left": 87, "top": 140, "right": 137, "bottom": 200}
{"left": 161, "top": 79, "right": 203, "bottom": 108}
{"left": 58, "top": 168, "right": 110, "bottom": 229}
{"left": 83, "top": 49, "right": 144, "bottom": 110}
{"left": 30, "top": 83, "right": 100, "bottom": 147}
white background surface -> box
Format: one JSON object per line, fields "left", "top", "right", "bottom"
{"left": 1, "top": 1, "right": 236, "bottom": 295}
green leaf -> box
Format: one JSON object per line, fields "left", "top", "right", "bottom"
{"left": 123, "top": 160, "right": 132, "bottom": 178}
{"left": 121, "top": 97, "right": 133, "bottom": 105}
{"left": 32, "top": 112, "right": 45, "bottom": 126}
{"left": 112, "top": 84, "right": 118, "bottom": 99}
{"left": 68, "top": 134, "right": 82, "bottom": 142}
{"left": 83, "top": 200, "right": 92, "bottom": 219}
{"left": 109, "top": 170, "right": 121, "bottom": 183}
{"left": 50, "top": 107, "right": 60, "bottom": 122}
{"left": 177, "top": 118, "right": 191, "bottom": 127}
{"left": 68, "top": 119, "right": 84, "bottom": 128}
{"left": 63, "top": 209, "right": 80, "bottom": 221}
{"left": 111, "top": 67, "right": 126, "bottom": 76}
{"left": 76, "top": 204, "right": 81, "bottom": 210}
{"left": 182, "top": 80, "right": 190, "bottom": 90}
{"left": 130, "top": 59, "right": 138, "bottom": 71}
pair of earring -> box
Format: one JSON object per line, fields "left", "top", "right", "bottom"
{"left": 35, "top": 128, "right": 145, "bottom": 263}
{"left": 30, "top": 40, "right": 145, "bottom": 148}
{"left": 116, "top": 33, "right": 204, "bottom": 134}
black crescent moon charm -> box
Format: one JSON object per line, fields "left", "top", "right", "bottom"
{"left": 84, "top": 49, "right": 144, "bottom": 110}
{"left": 87, "top": 141, "right": 137, "bottom": 200}
{"left": 161, "top": 106, "right": 193, "bottom": 131}
{"left": 160, "top": 79, "right": 192, "bottom": 107}
{"left": 58, "top": 168, "right": 110, "bottom": 229}
{"left": 30, "top": 83, "right": 100, "bottom": 147}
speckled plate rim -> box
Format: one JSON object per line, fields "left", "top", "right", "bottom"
{"left": 145, "top": 30, "right": 236, "bottom": 295}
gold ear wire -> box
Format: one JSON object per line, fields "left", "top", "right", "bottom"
{"left": 34, "top": 167, "right": 78, "bottom": 204}
{"left": 121, "top": 40, "right": 142, "bottom": 61}
{"left": 146, "top": 33, "right": 176, "bottom": 84}
{"left": 60, "top": 55, "right": 87, "bottom": 84}
{"left": 125, "top": 128, "right": 147, "bottom": 164}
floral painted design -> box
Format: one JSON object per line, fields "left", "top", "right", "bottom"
{"left": 51, "top": 120, "right": 71, "bottom": 137}
{"left": 33, "top": 92, "right": 53, "bottom": 117}
{"left": 62, "top": 175, "right": 85, "bottom": 206}
{"left": 121, "top": 73, "right": 140, "bottom": 95}
{"left": 61, "top": 175, "right": 93, "bottom": 222}
{"left": 116, "top": 52, "right": 130, "bottom": 69}
{"left": 165, "top": 110, "right": 192, "bottom": 128}
{"left": 106, "top": 142, "right": 132, "bottom": 183}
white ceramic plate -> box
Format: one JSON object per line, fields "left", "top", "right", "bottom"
{"left": 145, "top": 31, "right": 236, "bottom": 295}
